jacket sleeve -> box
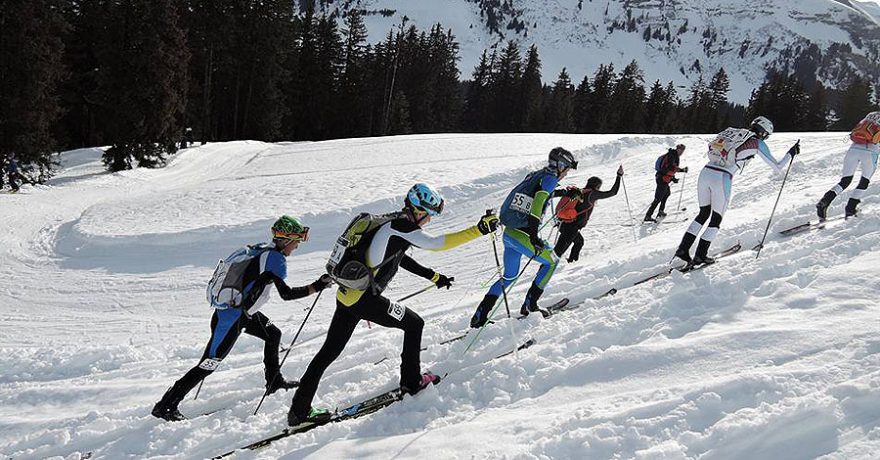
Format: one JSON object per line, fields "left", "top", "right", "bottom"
{"left": 529, "top": 174, "right": 560, "bottom": 218}
{"left": 397, "top": 225, "right": 483, "bottom": 252}
{"left": 739, "top": 139, "right": 789, "bottom": 176}
{"left": 399, "top": 255, "right": 435, "bottom": 280}
{"left": 251, "top": 271, "right": 311, "bottom": 301}
{"left": 590, "top": 175, "right": 621, "bottom": 201}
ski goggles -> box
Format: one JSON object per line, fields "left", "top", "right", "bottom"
{"left": 550, "top": 158, "right": 578, "bottom": 172}
{"left": 416, "top": 199, "right": 444, "bottom": 217}
{"left": 273, "top": 227, "right": 310, "bottom": 242}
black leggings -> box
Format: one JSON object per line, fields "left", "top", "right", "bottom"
{"left": 164, "top": 310, "right": 281, "bottom": 402}
{"left": 645, "top": 176, "right": 671, "bottom": 217}
{"left": 290, "top": 291, "right": 424, "bottom": 416}
{"left": 554, "top": 223, "right": 584, "bottom": 260}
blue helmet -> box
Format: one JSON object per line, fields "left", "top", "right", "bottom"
{"left": 406, "top": 183, "right": 444, "bottom": 216}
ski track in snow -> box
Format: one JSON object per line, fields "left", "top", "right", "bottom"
{"left": 1, "top": 132, "right": 879, "bottom": 459}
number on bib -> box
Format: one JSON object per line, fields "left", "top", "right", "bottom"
{"left": 510, "top": 192, "right": 534, "bottom": 214}
{"left": 387, "top": 301, "right": 405, "bottom": 321}
{"left": 327, "top": 238, "right": 348, "bottom": 268}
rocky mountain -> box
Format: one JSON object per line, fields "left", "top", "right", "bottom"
{"left": 305, "top": 0, "right": 880, "bottom": 103}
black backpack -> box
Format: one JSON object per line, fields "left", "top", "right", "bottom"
{"left": 326, "top": 211, "right": 406, "bottom": 291}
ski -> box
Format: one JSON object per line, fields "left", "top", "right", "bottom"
{"left": 516, "top": 297, "right": 570, "bottom": 319}
{"left": 216, "top": 338, "right": 536, "bottom": 458}
{"left": 778, "top": 215, "right": 847, "bottom": 236}
{"left": 622, "top": 218, "right": 688, "bottom": 227}
{"left": 630, "top": 242, "right": 742, "bottom": 287}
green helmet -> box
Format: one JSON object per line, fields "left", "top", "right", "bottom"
{"left": 272, "top": 215, "right": 309, "bottom": 242}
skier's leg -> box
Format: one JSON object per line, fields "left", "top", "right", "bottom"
{"left": 694, "top": 174, "right": 731, "bottom": 263}
{"left": 677, "top": 170, "right": 712, "bottom": 261}
{"left": 658, "top": 181, "right": 671, "bottom": 215}
{"left": 242, "top": 312, "right": 284, "bottom": 384}
{"left": 847, "top": 150, "right": 876, "bottom": 215}
{"left": 553, "top": 224, "right": 577, "bottom": 258}
{"left": 473, "top": 230, "right": 525, "bottom": 327}
{"left": 289, "top": 303, "right": 359, "bottom": 419}
{"left": 354, "top": 294, "right": 425, "bottom": 390}
{"left": 568, "top": 232, "right": 584, "bottom": 263}
{"left": 154, "top": 310, "right": 243, "bottom": 417}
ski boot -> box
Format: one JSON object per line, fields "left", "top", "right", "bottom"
{"left": 691, "top": 239, "right": 715, "bottom": 266}
{"left": 470, "top": 295, "right": 498, "bottom": 328}
{"left": 657, "top": 211, "right": 668, "bottom": 219}
{"left": 152, "top": 388, "right": 186, "bottom": 422}
{"left": 845, "top": 198, "right": 860, "bottom": 218}
{"left": 816, "top": 191, "right": 836, "bottom": 221}
{"left": 520, "top": 285, "right": 550, "bottom": 318}
{"left": 674, "top": 232, "right": 696, "bottom": 264}
{"left": 287, "top": 407, "right": 332, "bottom": 427}
{"left": 265, "top": 375, "right": 299, "bottom": 395}
{"left": 643, "top": 216, "right": 657, "bottom": 223}
{"left": 401, "top": 372, "right": 441, "bottom": 396}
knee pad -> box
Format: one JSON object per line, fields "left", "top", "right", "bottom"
{"left": 708, "top": 211, "right": 723, "bottom": 228}
{"left": 857, "top": 177, "right": 871, "bottom": 190}
{"left": 695, "top": 205, "right": 711, "bottom": 224}
{"left": 839, "top": 175, "right": 854, "bottom": 189}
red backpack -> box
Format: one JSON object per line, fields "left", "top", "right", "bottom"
{"left": 556, "top": 186, "right": 589, "bottom": 223}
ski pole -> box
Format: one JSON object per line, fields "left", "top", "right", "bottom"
{"left": 755, "top": 140, "right": 798, "bottom": 260}
{"left": 254, "top": 288, "right": 324, "bottom": 415}
{"left": 676, "top": 170, "right": 687, "bottom": 212}
{"left": 396, "top": 283, "right": 436, "bottom": 302}
{"left": 620, "top": 174, "right": 637, "bottom": 242}
{"left": 487, "top": 210, "right": 511, "bottom": 319}
{"left": 193, "top": 380, "right": 204, "bottom": 400}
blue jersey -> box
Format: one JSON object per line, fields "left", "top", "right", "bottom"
{"left": 499, "top": 168, "right": 559, "bottom": 229}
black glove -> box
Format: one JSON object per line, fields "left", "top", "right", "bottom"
{"left": 617, "top": 165, "right": 624, "bottom": 176}
{"left": 671, "top": 177, "right": 679, "bottom": 183}
{"left": 787, "top": 142, "right": 800, "bottom": 158}
{"left": 477, "top": 213, "right": 499, "bottom": 235}
{"left": 434, "top": 273, "right": 454, "bottom": 289}
{"left": 680, "top": 167, "right": 689, "bottom": 173}
{"left": 312, "top": 274, "right": 333, "bottom": 291}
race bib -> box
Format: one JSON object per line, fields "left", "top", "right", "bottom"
{"left": 387, "top": 301, "right": 405, "bottom": 321}
{"left": 198, "top": 358, "right": 222, "bottom": 371}
{"left": 327, "top": 237, "right": 348, "bottom": 267}
{"left": 510, "top": 192, "right": 534, "bottom": 214}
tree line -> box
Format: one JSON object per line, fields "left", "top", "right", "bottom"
{"left": 1, "top": 0, "right": 876, "bottom": 181}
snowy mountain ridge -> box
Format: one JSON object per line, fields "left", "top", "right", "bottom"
{"left": 321, "top": 0, "right": 880, "bottom": 102}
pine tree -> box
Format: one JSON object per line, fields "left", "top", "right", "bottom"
{"left": 609, "top": 60, "right": 646, "bottom": 132}
{"left": 463, "top": 50, "right": 493, "bottom": 131}
{"left": 519, "top": 44, "right": 543, "bottom": 131}
{"left": 644, "top": 80, "right": 671, "bottom": 133}
{"left": 98, "top": 0, "right": 190, "bottom": 171}
{"left": 835, "top": 76, "right": 874, "bottom": 129}
{"left": 586, "top": 63, "right": 615, "bottom": 132}
{"left": 0, "top": 0, "right": 68, "bottom": 181}
{"left": 490, "top": 41, "right": 523, "bottom": 131}
{"left": 707, "top": 68, "right": 730, "bottom": 132}
{"left": 544, "top": 68, "right": 575, "bottom": 132}
{"left": 339, "top": 9, "right": 371, "bottom": 137}
{"left": 573, "top": 75, "right": 592, "bottom": 133}
{"left": 803, "top": 84, "right": 830, "bottom": 131}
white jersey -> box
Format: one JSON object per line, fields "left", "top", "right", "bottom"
{"left": 705, "top": 128, "right": 788, "bottom": 176}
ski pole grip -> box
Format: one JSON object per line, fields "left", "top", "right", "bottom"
{"left": 485, "top": 208, "right": 494, "bottom": 216}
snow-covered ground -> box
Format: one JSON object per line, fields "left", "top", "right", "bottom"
{"left": 2, "top": 132, "right": 879, "bottom": 459}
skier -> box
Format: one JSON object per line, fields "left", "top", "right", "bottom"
{"left": 553, "top": 166, "right": 623, "bottom": 263}
{"left": 470, "top": 147, "right": 577, "bottom": 327}
{"left": 7, "top": 155, "right": 20, "bottom": 192}
{"left": 644, "top": 144, "right": 688, "bottom": 222}
{"left": 674, "top": 116, "right": 799, "bottom": 265}
{"left": 287, "top": 184, "right": 499, "bottom": 426}
{"left": 152, "top": 216, "right": 331, "bottom": 421}
{"left": 816, "top": 111, "right": 880, "bottom": 219}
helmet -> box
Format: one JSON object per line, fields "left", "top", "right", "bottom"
{"left": 750, "top": 116, "right": 774, "bottom": 140}
{"left": 271, "top": 215, "right": 309, "bottom": 242}
{"left": 406, "top": 183, "right": 444, "bottom": 216}
{"left": 586, "top": 177, "right": 602, "bottom": 190}
{"left": 548, "top": 147, "right": 578, "bottom": 173}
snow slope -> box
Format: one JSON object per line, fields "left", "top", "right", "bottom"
{"left": 1, "top": 132, "right": 879, "bottom": 459}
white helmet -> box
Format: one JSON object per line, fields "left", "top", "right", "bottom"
{"left": 750, "top": 116, "right": 774, "bottom": 140}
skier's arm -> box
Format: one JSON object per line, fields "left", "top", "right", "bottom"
{"left": 399, "top": 255, "right": 435, "bottom": 280}
{"left": 590, "top": 175, "right": 621, "bottom": 201}
{"left": 268, "top": 273, "right": 313, "bottom": 300}
{"left": 741, "top": 139, "right": 789, "bottom": 175}
{"left": 529, "top": 174, "right": 560, "bottom": 221}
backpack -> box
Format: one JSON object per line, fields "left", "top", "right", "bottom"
{"left": 555, "top": 187, "right": 582, "bottom": 223}
{"left": 654, "top": 154, "right": 664, "bottom": 172}
{"left": 707, "top": 127, "right": 753, "bottom": 167}
{"left": 206, "top": 244, "right": 272, "bottom": 309}
{"left": 326, "top": 211, "right": 406, "bottom": 291}
{"left": 850, "top": 112, "right": 880, "bottom": 144}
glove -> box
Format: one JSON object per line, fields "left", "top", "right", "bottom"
{"left": 671, "top": 177, "right": 679, "bottom": 183}
{"left": 477, "top": 213, "right": 499, "bottom": 235}
{"left": 680, "top": 167, "right": 689, "bottom": 173}
{"left": 787, "top": 142, "right": 800, "bottom": 158}
{"left": 312, "top": 274, "right": 333, "bottom": 291}
{"left": 530, "top": 233, "right": 546, "bottom": 254}
{"left": 433, "top": 273, "right": 454, "bottom": 289}
{"left": 617, "top": 165, "right": 624, "bottom": 176}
